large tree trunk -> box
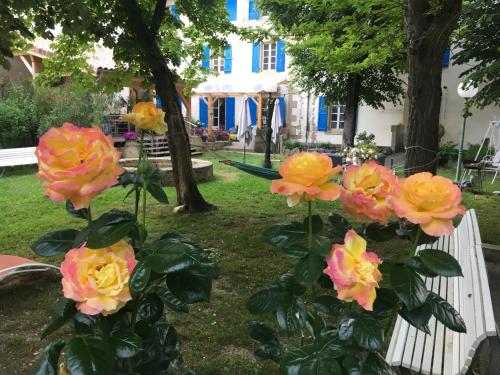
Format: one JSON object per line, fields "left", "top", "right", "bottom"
{"left": 343, "top": 74, "right": 361, "bottom": 147}
{"left": 122, "top": 0, "right": 214, "bottom": 212}
{"left": 404, "top": 0, "right": 461, "bottom": 176}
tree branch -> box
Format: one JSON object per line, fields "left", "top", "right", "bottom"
{"left": 151, "top": 0, "right": 167, "bottom": 36}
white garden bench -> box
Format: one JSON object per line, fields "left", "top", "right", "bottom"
{"left": 386, "top": 209, "right": 498, "bottom": 374}
{"left": 0, "top": 147, "right": 37, "bottom": 174}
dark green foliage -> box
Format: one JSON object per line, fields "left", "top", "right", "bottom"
{"left": 453, "top": 0, "right": 500, "bottom": 108}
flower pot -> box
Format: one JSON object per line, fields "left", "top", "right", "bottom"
{"left": 122, "top": 140, "right": 140, "bottom": 159}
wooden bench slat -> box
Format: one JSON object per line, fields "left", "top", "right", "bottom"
{"left": 452, "top": 229, "right": 462, "bottom": 375}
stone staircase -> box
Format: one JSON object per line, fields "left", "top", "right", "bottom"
{"left": 142, "top": 135, "right": 202, "bottom": 158}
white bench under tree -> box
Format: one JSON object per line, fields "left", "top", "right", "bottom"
{"left": 386, "top": 209, "right": 499, "bottom": 374}
{"left": 0, "top": 147, "right": 37, "bottom": 175}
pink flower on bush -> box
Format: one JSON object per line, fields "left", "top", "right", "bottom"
{"left": 271, "top": 152, "right": 342, "bottom": 207}
{"left": 391, "top": 172, "right": 465, "bottom": 236}
{"left": 323, "top": 230, "right": 382, "bottom": 311}
{"left": 35, "top": 123, "right": 124, "bottom": 209}
{"left": 341, "top": 161, "right": 397, "bottom": 224}
{"left": 61, "top": 240, "right": 137, "bottom": 316}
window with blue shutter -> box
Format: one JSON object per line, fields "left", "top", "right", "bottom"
{"left": 252, "top": 43, "right": 260, "bottom": 73}
{"left": 249, "top": 0, "right": 260, "bottom": 20}
{"left": 249, "top": 98, "right": 257, "bottom": 125}
{"left": 442, "top": 48, "right": 451, "bottom": 68}
{"left": 199, "top": 98, "right": 208, "bottom": 128}
{"left": 170, "top": 4, "right": 178, "bottom": 19}
{"left": 202, "top": 46, "right": 210, "bottom": 68}
{"left": 225, "top": 97, "right": 235, "bottom": 129}
{"left": 155, "top": 97, "right": 163, "bottom": 108}
{"left": 279, "top": 96, "right": 286, "bottom": 126}
{"left": 318, "top": 96, "right": 328, "bottom": 131}
{"left": 224, "top": 45, "right": 232, "bottom": 73}
{"left": 226, "top": 0, "right": 237, "bottom": 21}
{"left": 276, "top": 41, "right": 286, "bottom": 72}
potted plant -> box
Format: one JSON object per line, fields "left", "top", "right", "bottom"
{"left": 122, "top": 130, "right": 140, "bottom": 158}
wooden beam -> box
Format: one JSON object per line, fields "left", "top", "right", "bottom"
{"left": 257, "top": 94, "right": 263, "bottom": 129}
{"left": 19, "top": 55, "right": 34, "bottom": 77}
{"left": 207, "top": 95, "right": 214, "bottom": 135}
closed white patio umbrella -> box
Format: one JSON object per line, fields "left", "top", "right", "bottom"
{"left": 271, "top": 98, "right": 283, "bottom": 144}
{"left": 236, "top": 95, "right": 253, "bottom": 147}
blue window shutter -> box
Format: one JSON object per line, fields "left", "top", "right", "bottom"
{"left": 202, "top": 46, "right": 210, "bottom": 68}
{"left": 170, "top": 4, "right": 177, "bottom": 19}
{"left": 226, "top": 0, "right": 237, "bottom": 21}
{"left": 225, "top": 97, "right": 235, "bottom": 129}
{"left": 249, "top": 98, "right": 257, "bottom": 125}
{"left": 199, "top": 98, "right": 208, "bottom": 128}
{"left": 276, "top": 41, "right": 286, "bottom": 72}
{"left": 318, "top": 96, "right": 328, "bottom": 131}
{"left": 442, "top": 48, "right": 450, "bottom": 67}
{"left": 249, "top": 0, "right": 260, "bottom": 20}
{"left": 279, "top": 96, "right": 286, "bottom": 126}
{"left": 156, "top": 97, "right": 162, "bottom": 108}
{"left": 252, "top": 43, "right": 260, "bottom": 73}
{"left": 224, "top": 45, "right": 232, "bottom": 73}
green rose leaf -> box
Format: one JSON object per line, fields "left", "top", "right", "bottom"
{"left": 32, "top": 229, "right": 79, "bottom": 256}
{"left": 353, "top": 316, "right": 384, "bottom": 350}
{"left": 86, "top": 210, "right": 136, "bottom": 249}
{"left": 42, "top": 299, "right": 77, "bottom": 339}
{"left": 294, "top": 254, "right": 326, "bottom": 287}
{"left": 361, "top": 351, "right": 393, "bottom": 375}
{"left": 34, "top": 340, "right": 65, "bottom": 375}
{"left": 147, "top": 182, "right": 169, "bottom": 204}
{"left": 407, "top": 226, "right": 439, "bottom": 245}
{"left": 372, "top": 288, "right": 398, "bottom": 315}
{"left": 129, "top": 223, "right": 148, "bottom": 246}
{"left": 262, "top": 222, "right": 307, "bottom": 248}
{"left": 283, "top": 244, "right": 309, "bottom": 259}
{"left": 418, "top": 249, "right": 463, "bottom": 277}
{"left": 66, "top": 336, "right": 114, "bottom": 375}
{"left": 342, "top": 353, "right": 361, "bottom": 375}
{"left": 311, "top": 235, "right": 332, "bottom": 256}
{"left": 280, "top": 334, "right": 343, "bottom": 375}
{"left": 405, "top": 256, "right": 438, "bottom": 277}
{"left": 364, "top": 220, "right": 398, "bottom": 242}
{"left": 166, "top": 263, "right": 218, "bottom": 304}
{"left": 399, "top": 303, "right": 432, "bottom": 334}
{"left": 66, "top": 201, "right": 90, "bottom": 220}
{"left": 110, "top": 329, "right": 142, "bottom": 359}
{"left": 117, "top": 170, "right": 136, "bottom": 187}
{"left": 255, "top": 343, "right": 282, "bottom": 363}
{"left": 313, "top": 295, "right": 343, "bottom": 316}
{"left": 157, "top": 288, "right": 189, "bottom": 313}
{"left": 145, "top": 237, "right": 208, "bottom": 274}
{"left": 129, "top": 261, "right": 151, "bottom": 300}
{"left": 390, "top": 264, "right": 428, "bottom": 310}
{"left": 137, "top": 293, "right": 164, "bottom": 324}
{"left": 427, "top": 292, "right": 466, "bottom": 333}
{"left": 248, "top": 321, "right": 280, "bottom": 346}
{"left": 303, "top": 214, "right": 323, "bottom": 234}
{"left": 328, "top": 212, "right": 351, "bottom": 241}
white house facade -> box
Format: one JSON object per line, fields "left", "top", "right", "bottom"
{"left": 188, "top": 0, "right": 499, "bottom": 151}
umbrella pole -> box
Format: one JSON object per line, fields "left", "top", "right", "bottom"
{"left": 243, "top": 133, "right": 247, "bottom": 164}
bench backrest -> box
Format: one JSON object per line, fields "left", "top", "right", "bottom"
{"left": 452, "top": 209, "right": 496, "bottom": 374}
{"left": 0, "top": 147, "right": 37, "bottom": 167}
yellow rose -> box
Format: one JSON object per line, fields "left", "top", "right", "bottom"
{"left": 122, "top": 102, "right": 167, "bottom": 134}
{"left": 391, "top": 172, "right": 465, "bottom": 236}
{"left": 271, "top": 152, "right": 342, "bottom": 207}
{"left": 60, "top": 240, "right": 137, "bottom": 316}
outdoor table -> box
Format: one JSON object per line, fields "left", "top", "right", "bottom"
{"left": 463, "top": 162, "right": 486, "bottom": 192}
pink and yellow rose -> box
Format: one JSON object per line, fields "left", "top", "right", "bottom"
{"left": 271, "top": 152, "right": 342, "bottom": 207}
{"left": 122, "top": 102, "right": 166, "bottom": 134}
{"left": 391, "top": 172, "right": 465, "bottom": 236}
{"left": 323, "top": 230, "right": 382, "bottom": 311}
{"left": 341, "top": 161, "right": 397, "bottom": 224}
{"left": 36, "top": 123, "right": 124, "bottom": 209}
{"left": 61, "top": 240, "right": 137, "bottom": 316}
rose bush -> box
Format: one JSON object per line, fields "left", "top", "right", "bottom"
{"left": 247, "top": 152, "right": 467, "bottom": 374}
{"left": 32, "top": 120, "right": 217, "bottom": 374}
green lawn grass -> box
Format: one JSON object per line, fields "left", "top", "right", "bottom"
{"left": 0, "top": 151, "right": 499, "bottom": 374}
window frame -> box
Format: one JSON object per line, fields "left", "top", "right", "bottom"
{"left": 261, "top": 42, "right": 277, "bottom": 71}
{"left": 328, "top": 104, "right": 346, "bottom": 130}
{"left": 211, "top": 56, "right": 225, "bottom": 73}
{"left": 212, "top": 98, "right": 226, "bottom": 130}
